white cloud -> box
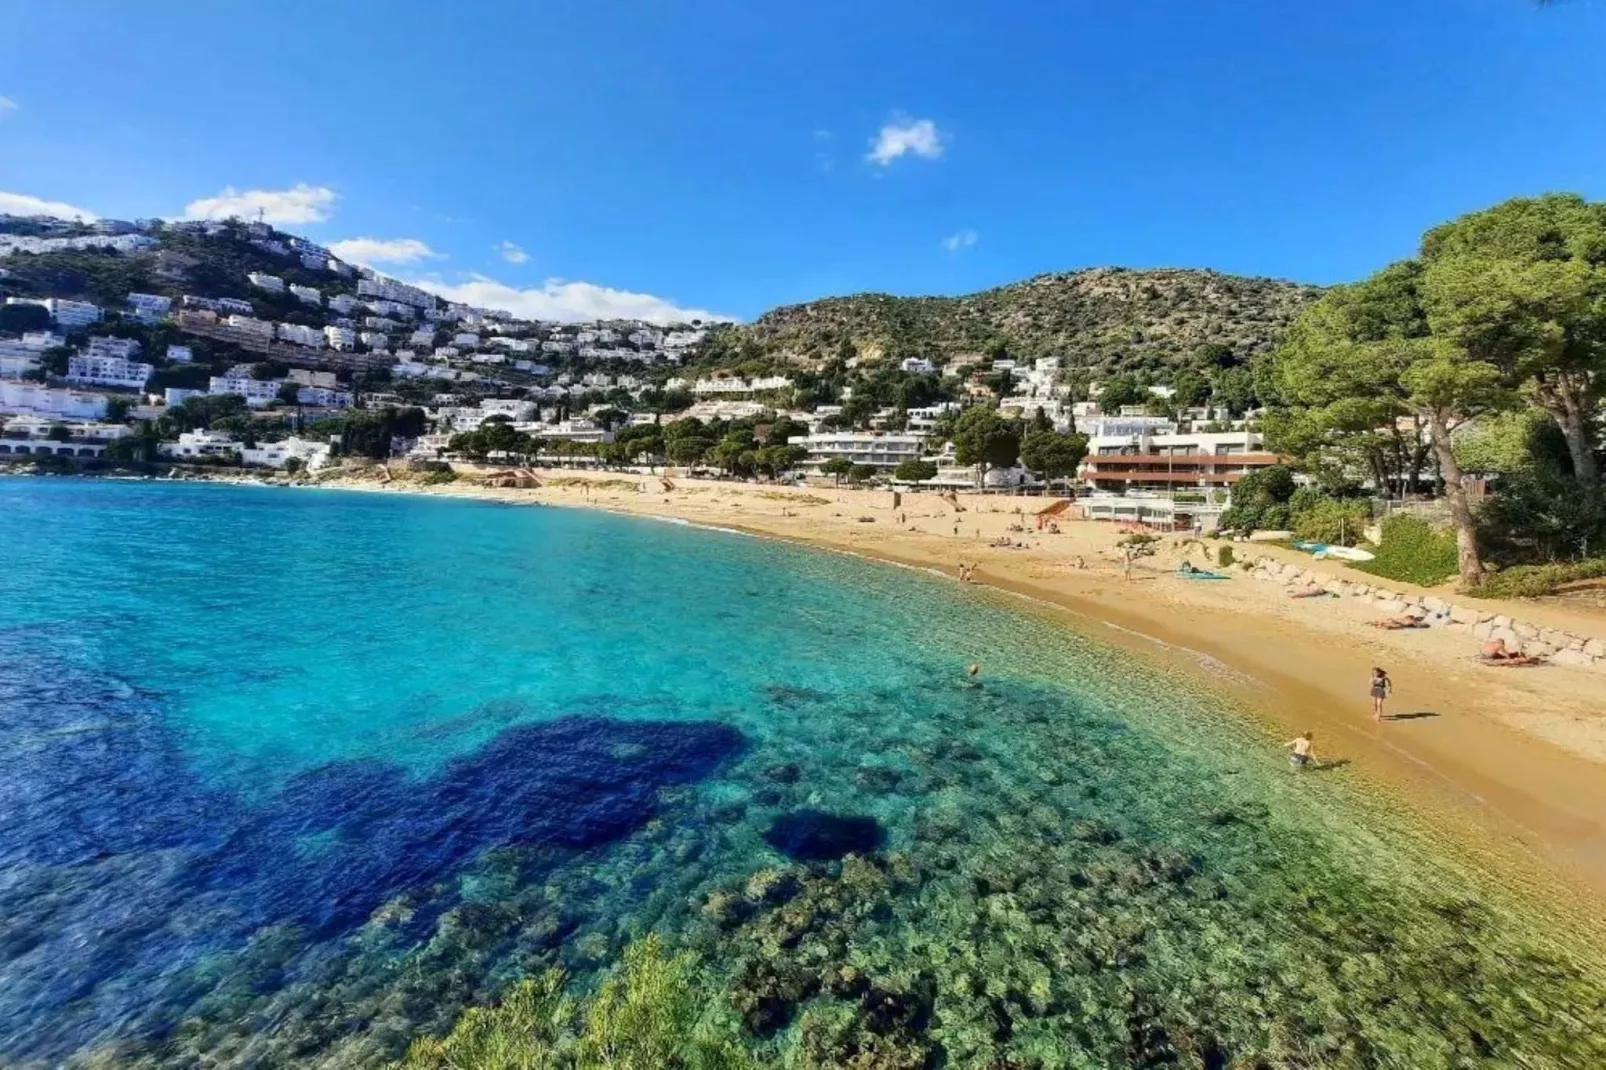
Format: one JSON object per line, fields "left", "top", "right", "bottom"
{"left": 941, "top": 229, "right": 978, "bottom": 252}
{"left": 0, "top": 190, "right": 99, "bottom": 221}
{"left": 0, "top": 96, "right": 17, "bottom": 117}
{"left": 182, "top": 183, "right": 338, "bottom": 224}
{"left": 413, "top": 274, "right": 733, "bottom": 326}
{"left": 497, "top": 240, "right": 530, "bottom": 264}
{"left": 327, "top": 237, "right": 443, "bottom": 267}
{"left": 867, "top": 116, "right": 945, "bottom": 166}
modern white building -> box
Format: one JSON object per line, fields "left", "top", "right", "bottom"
{"left": 691, "top": 376, "right": 794, "bottom": 397}
{"left": 247, "top": 272, "right": 285, "bottom": 293}
{"left": 209, "top": 375, "right": 283, "bottom": 408}
{"left": 480, "top": 398, "right": 538, "bottom": 421}
{"left": 327, "top": 294, "right": 358, "bottom": 314}
{"left": 1079, "top": 427, "right": 1278, "bottom": 494}
{"left": 161, "top": 429, "right": 240, "bottom": 461}
{"left": 289, "top": 284, "right": 322, "bottom": 306}
{"left": 165, "top": 387, "right": 206, "bottom": 406}
{"left": 242, "top": 436, "right": 332, "bottom": 470}
{"left": 452, "top": 332, "right": 480, "bottom": 348}
{"left": 356, "top": 276, "right": 436, "bottom": 309}
{"left": 359, "top": 331, "right": 390, "bottom": 349}
{"left": 0, "top": 382, "right": 109, "bottom": 420}
{"left": 0, "top": 353, "right": 40, "bottom": 378}
{"left": 226, "top": 315, "right": 275, "bottom": 340}
{"left": 800, "top": 431, "right": 927, "bottom": 474}
{"left": 296, "top": 386, "right": 353, "bottom": 408}
{"left": 900, "top": 357, "right": 936, "bottom": 374}
{"left": 217, "top": 297, "right": 255, "bottom": 315}
{"left": 905, "top": 403, "right": 961, "bottom": 433}
{"left": 5, "top": 297, "right": 102, "bottom": 329}
{"left": 520, "top": 417, "right": 612, "bottom": 445}
{"left": 66, "top": 348, "right": 153, "bottom": 390}
{"left": 276, "top": 322, "right": 324, "bottom": 348}
{"left": 167, "top": 344, "right": 194, "bottom": 363}
{"left": 84, "top": 336, "right": 142, "bottom": 361}
{"left": 287, "top": 368, "right": 340, "bottom": 389}
{"left": 126, "top": 293, "right": 173, "bottom": 321}
{"left": 324, "top": 325, "right": 357, "bottom": 350}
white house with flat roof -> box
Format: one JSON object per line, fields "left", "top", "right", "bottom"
{"left": 800, "top": 431, "right": 926, "bottom": 474}
{"left": 6, "top": 297, "right": 102, "bottom": 329}
{"left": 67, "top": 341, "right": 153, "bottom": 389}
{"left": 242, "top": 436, "right": 332, "bottom": 470}
{"left": 126, "top": 293, "right": 172, "bottom": 321}
{"left": 324, "top": 325, "right": 356, "bottom": 350}
{"left": 296, "top": 386, "right": 352, "bottom": 409}
{"left": 289, "top": 284, "right": 322, "bottom": 306}
{"left": 247, "top": 272, "right": 285, "bottom": 293}
{"left": 166, "top": 344, "right": 194, "bottom": 363}
{"left": 209, "top": 375, "right": 283, "bottom": 408}
{"left": 277, "top": 322, "right": 324, "bottom": 348}
{"left": 0, "top": 382, "right": 109, "bottom": 419}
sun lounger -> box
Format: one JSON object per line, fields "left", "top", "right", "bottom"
{"left": 1476, "top": 654, "right": 1545, "bottom": 667}
{"left": 1177, "top": 568, "right": 1229, "bottom": 581}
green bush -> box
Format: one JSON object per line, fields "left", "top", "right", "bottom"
{"left": 1217, "top": 545, "right": 1235, "bottom": 569}
{"left": 1351, "top": 516, "right": 1459, "bottom": 587}
{"left": 1291, "top": 497, "right": 1371, "bottom": 546}
{"left": 420, "top": 470, "right": 458, "bottom": 486}
{"left": 399, "top": 935, "right": 752, "bottom": 1070}
{"left": 1474, "top": 559, "right": 1606, "bottom": 599}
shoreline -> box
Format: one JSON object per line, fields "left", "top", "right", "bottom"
{"left": 18, "top": 467, "right": 1605, "bottom": 931}
{"left": 296, "top": 468, "right": 1606, "bottom": 921}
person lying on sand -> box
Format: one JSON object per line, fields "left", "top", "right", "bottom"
{"left": 1288, "top": 585, "right": 1334, "bottom": 598}
{"left": 1478, "top": 638, "right": 1544, "bottom": 666}
{"left": 1370, "top": 615, "right": 1428, "bottom": 630}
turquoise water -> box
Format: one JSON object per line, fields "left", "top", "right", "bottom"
{"left": 1, "top": 477, "right": 1601, "bottom": 1068}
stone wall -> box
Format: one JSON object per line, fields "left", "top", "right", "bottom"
{"left": 1243, "top": 555, "right": 1606, "bottom": 670}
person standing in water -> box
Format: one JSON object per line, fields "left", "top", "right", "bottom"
{"left": 1287, "top": 732, "right": 1315, "bottom": 769}
{"left": 1369, "top": 667, "right": 1392, "bottom": 722}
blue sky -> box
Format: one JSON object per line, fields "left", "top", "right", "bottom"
{"left": 2, "top": 0, "right": 1604, "bottom": 323}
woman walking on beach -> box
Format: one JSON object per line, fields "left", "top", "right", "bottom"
{"left": 1369, "top": 667, "right": 1392, "bottom": 722}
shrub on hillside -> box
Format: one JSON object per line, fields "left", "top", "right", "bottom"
{"left": 1351, "top": 516, "right": 1459, "bottom": 587}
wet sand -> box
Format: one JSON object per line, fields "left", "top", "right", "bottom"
{"left": 311, "top": 468, "right": 1606, "bottom": 922}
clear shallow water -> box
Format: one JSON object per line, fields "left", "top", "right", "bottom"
{"left": 1, "top": 478, "right": 1602, "bottom": 1068}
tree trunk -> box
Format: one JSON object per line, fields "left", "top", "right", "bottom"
{"left": 1533, "top": 375, "right": 1598, "bottom": 486}
{"left": 1426, "top": 408, "right": 1484, "bottom": 588}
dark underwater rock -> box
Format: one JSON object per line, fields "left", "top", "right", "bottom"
{"left": 762, "top": 761, "right": 803, "bottom": 784}
{"left": 763, "top": 810, "right": 885, "bottom": 861}
{"left": 853, "top": 764, "right": 905, "bottom": 794}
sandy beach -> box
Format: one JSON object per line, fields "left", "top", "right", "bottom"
{"left": 307, "top": 466, "right": 1606, "bottom": 917}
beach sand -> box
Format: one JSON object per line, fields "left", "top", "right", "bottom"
{"left": 312, "top": 467, "right": 1606, "bottom": 917}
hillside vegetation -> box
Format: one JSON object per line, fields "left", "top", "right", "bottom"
{"left": 695, "top": 267, "right": 1323, "bottom": 375}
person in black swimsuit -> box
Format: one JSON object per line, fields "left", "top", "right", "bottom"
{"left": 1370, "top": 667, "right": 1392, "bottom": 722}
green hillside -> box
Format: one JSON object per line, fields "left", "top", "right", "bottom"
{"left": 695, "top": 267, "right": 1322, "bottom": 376}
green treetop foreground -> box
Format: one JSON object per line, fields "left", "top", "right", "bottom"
{"left": 1256, "top": 193, "right": 1606, "bottom": 590}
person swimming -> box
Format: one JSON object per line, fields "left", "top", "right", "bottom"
{"left": 1287, "top": 732, "right": 1315, "bottom": 769}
